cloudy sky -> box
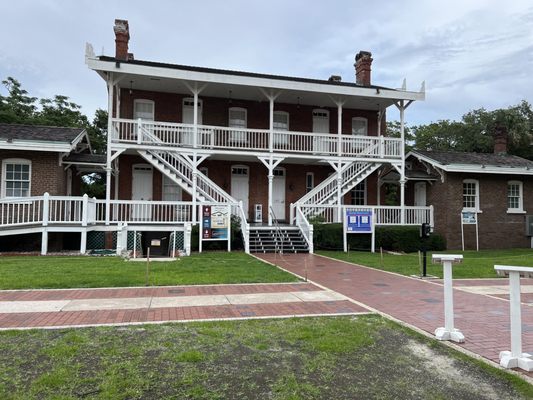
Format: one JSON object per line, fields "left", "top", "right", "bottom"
{"left": 1, "top": 0, "right": 532, "bottom": 126}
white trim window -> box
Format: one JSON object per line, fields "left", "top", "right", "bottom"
{"left": 507, "top": 181, "right": 524, "bottom": 213}
{"left": 162, "top": 175, "right": 182, "bottom": 202}
{"left": 351, "top": 180, "right": 366, "bottom": 205}
{"left": 229, "top": 107, "right": 247, "bottom": 143}
{"left": 133, "top": 99, "right": 155, "bottom": 121}
{"left": 352, "top": 117, "right": 368, "bottom": 136}
{"left": 2, "top": 159, "right": 31, "bottom": 198}
{"left": 306, "top": 172, "right": 314, "bottom": 193}
{"left": 462, "top": 179, "right": 479, "bottom": 211}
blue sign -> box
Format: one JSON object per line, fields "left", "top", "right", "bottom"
{"left": 346, "top": 210, "right": 373, "bottom": 233}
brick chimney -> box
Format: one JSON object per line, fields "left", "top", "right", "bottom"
{"left": 493, "top": 123, "right": 508, "bottom": 154}
{"left": 114, "top": 19, "right": 130, "bottom": 60}
{"left": 355, "top": 51, "right": 373, "bottom": 86}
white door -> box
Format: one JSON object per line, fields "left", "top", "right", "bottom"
{"left": 313, "top": 109, "right": 330, "bottom": 153}
{"left": 132, "top": 164, "right": 153, "bottom": 220}
{"left": 231, "top": 165, "right": 249, "bottom": 219}
{"left": 414, "top": 182, "right": 427, "bottom": 206}
{"left": 182, "top": 98, "right": 203, "bottom": 146}
{"left": 272, "top": 168, "right": 286, "bottom": 220}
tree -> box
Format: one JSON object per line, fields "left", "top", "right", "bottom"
{"left": 36, "top": 95, "right": 88, "bottom": 128}
{"left": 0, "top": 77, "right": 37, "bottom": 123}
{"left": 86, "top": 109, "right": 108, "bottom": 154}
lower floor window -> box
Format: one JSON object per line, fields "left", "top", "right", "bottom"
{"left": 2, "top": 160, "right": 31, "bottom": 197}
{"left": 162, "top": 176, "right": 182, "bottom": 201}
{"left": 351, "top": 181, "right": 366, "bottom": 205}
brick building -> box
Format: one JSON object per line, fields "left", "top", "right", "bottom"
{"left": 401, "top": 146, "right": 533, "bottom": 249}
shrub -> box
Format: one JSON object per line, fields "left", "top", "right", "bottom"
{"left": 312, "top": 224, "right": 446, "bottom": 252}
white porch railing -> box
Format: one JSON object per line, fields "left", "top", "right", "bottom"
{"left": 295, "top": 204, "right": 314, "bottom": 254}
{"left": 111, "top": 118, "right": 402, "bottom": 160}
{"left": 95, "top": 200, "right": 194, "bottom": 224}
{"left": 299, "top": 204, "right": 433, "bottom": 225}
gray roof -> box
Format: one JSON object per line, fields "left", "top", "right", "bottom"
{"left": 63, "top": 153, "right": 106, "bottom": 164}
{"left": 0, "top": 123, "right": 85, "bottom": 143}
{"left": 412, "top": 150, "right": 533, "bottom": 169}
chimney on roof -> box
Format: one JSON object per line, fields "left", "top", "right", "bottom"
{"left": 354, "top": 51, "right": 373, "bottom": 86}
{"left": 328, "top": 75, "right": 342, "bottom": 82}
{"left": 114, "top": 19, "right": 130, "bottom": 60}
{"left": 493, "top": 123, "right": 508, "bottom": 155}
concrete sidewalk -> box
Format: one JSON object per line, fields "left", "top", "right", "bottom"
{"left": 257, "top": 253, "right": 533, "bottom": 378}
{"left": 0, "top": 282, "right": 369, "bottom": 329}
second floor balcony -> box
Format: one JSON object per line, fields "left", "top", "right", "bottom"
{"left": 111, "top": 118, "right": 403, "bottom": 161}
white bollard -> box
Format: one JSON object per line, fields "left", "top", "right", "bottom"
{"left": 494, "top": 265, "right": 533, "bottom": 371}
{"left": 432, "top": 254, "right": 464, "bottom": 343}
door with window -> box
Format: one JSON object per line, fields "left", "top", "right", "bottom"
{"left": 231, "top": 165, "right": 249, "bottom": 219}
{"left": 312, "top": 109, "right": 330, "bottom": 153}
{"left": 272, "top": 168, "right": 286, "bottom": 220}
{"left": 182, "top": 98, "right": 203, "bottom": 146}
{"left": 229, "top": 108, "right": 247, "bottom": 144}
{"left": 132, "top": 164, "right": 153, "bottom": 220}
{"left": 133, "top": 100, "right": 155, "bottom": 141}
{"left": 273, "top": 111, "right": 289, "bottom": 147}
{"left": 414, "top": 182, "right": 427, "bottom": 206}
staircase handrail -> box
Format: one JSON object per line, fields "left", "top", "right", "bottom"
{"left": 235, "top": 201, "right": 250, "bottom": 254}
{"left": 269, "top": 206, "right": 284, "bottom": 254}
{"left": 295, "top": 204, "right": 314, "bottom": 254}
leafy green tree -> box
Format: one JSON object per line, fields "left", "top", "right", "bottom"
{"left": 0, "top": 77, "right": 38, "bottom": 123}
{"left": 86, "top": 109, "right": 108, "bottom": 154}
{"left": 36, "top": 95, "right": 89, "bottom": 127}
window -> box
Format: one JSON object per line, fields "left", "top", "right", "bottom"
{"left": 162, "top": 176, "right": 182, "bottom": 202}
{"left": 306, "top": 172, "right": 314, "bottom": 193}
{"left": 2, "top": 159, "right": 31, "bottom": 198}
{"left": 507, "top": 181, "right": 524, "bottom": 213}
{"left": 232, "top": 166, "right": 249, "bottom": 176}
{"left": 462, "top": 179, "right": 479, "bottom": 211}
{"left": 352, "top": 117, "right": 368, "bottom": 136}
{"left": 229, "top": 107, "right": 247, "bottom": 142}
{"left": 351, "top": 180, "right": 366, "bottom": 205}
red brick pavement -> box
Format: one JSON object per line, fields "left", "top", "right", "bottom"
{"left": 0, "top": 282, "right": 367, "bottom": 329}
{"left": 258, "top": 253, "right": 533, "bottom": 375}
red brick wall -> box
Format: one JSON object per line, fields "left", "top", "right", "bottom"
{"left": 406, "top": 172, "right": 533, "bottom": 249}
{"left": 119, "top": 89, "right": 382, "bottom": 136}
{"left": 0, "top": 150, "right": 66, "bottom": 196}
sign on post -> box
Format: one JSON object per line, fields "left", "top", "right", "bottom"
{"left": 199, "top": 205, "right": 231, "bottom": 252}
{"left": 343, "top": 210, "right": 375, "bottom": 253}
{"left": 460, "top": 211, "right": 479, "bottom": 251}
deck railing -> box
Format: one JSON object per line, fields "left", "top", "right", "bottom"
{"left": 111, "top": 118, "right": 402, "bottom": 160}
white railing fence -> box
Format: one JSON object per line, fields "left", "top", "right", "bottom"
{"left": 111, "top": 118, "right": 402, "bottom": 160}
{"left": 95, "top": 200, "right": 194, "bottom": 224}
{"left": 295, "top": 204, "right": 314, "bottom": 254}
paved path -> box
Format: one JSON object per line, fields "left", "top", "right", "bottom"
{"left": 257, "top": 253, "right": 533, "bottom": 376}
{"left": 0, "top": 283, "right": 368, "bottom": 329}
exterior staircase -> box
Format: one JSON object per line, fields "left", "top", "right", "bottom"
{"left": 295, "top": 161, "right": 381, "bottom": 219}
{"left": 249, "top": 227, "right": 309, "bottom": 253}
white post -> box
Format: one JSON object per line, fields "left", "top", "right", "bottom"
{"left": 80, "top": 230, "right": 87, "bottom": 255}
{"left": 81, "top": 194, "right": 88, "bottom": 227}
{"left": 192, "top": 155, "right": 198, "bottom": 224}
{"left": 337, "top": 102, "right": 342, "bottom": 157}
{"left": 268, "top": 170, "right": 274, "bottom": 226}
{"left": 309, "top": 225, "right": 314, "bottom": 254}
{"left": 227, "top": 205, "right": 231, "bottom": 252}
{"left": 337, "top": 161, "right": 343, "bottom": 223}
{"left": 41, "top": 229, "right": 48, "bottom": 255}
{"left": 399, "top": 101, "right": 406, "bottom": 225}
{"left": 433, "top": 254, "right": 464, "bottom": 343}
{"left": 193, "top": 90, "right": 198, "bottom": 148}
{"left": 105, "top": 77, "right": 114, "bottom": 226}
{"left": 495, "top": 265, "right": 533, "bottom": 371}
{"left": 269, "top": 97, "right": 274, "bottom": 153}
{"left": 42, "top": 192, "right": 50, "bottom": 227}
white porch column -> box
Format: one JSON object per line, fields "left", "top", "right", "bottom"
{"left": 105, "top": 74, "right": 114, "bottom": 226}
{"left": 337, "top": 102, "right": 343, "bottom": 222}
{"left": 193, "top": 90, "right": 199, "bottom": 149}
{"left": 192, "top": 154, "right": 198, "bottom": 224}
{"left": 337, "top": 102, "right": 343, "bottom": 157}
{"left": 258, "top": 156, "right": 284, "bottom": 226}
{"left": 399, "top": 101, "right": 406, "bottom": 225}
{"left": 269, "top": 97, "right": 274, "bottom": 153}
{"left": 337, "top": 161, "right": 343, "bottom": 223}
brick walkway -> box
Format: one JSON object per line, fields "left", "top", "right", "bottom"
{"left": 258, "top": 253, "right": 533, "bottom": 376}
{"left": 0, "top": 282, "right": 368, "bottom": 329}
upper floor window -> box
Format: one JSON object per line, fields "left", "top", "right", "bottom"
{"left": 134, "top": 99, "right": 155, "bottom": 121}
{"left": 273, "top": 111, "right": 289, "bottom": 130}
{"left": 352, "top": 117, "right": 368, "bottom": 136}
{"left": 229, "top": 107, "right": 247, "bottom": 142}
{"left": 462, "top": 179, "right": 479, "bottom": 211}
{"left": 507, "top": 181, "right": 524, "bottom": 213}
{"left": 2, "top": 159, "right": 31, "bottom": 198}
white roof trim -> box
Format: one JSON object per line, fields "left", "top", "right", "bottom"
{"left": 86, "top": 57, "right": 424, "bottom": 102}
{"left": 0, "top": 140, "right": 72, "bottom": 153}
{"left": 70, "top": 129, "right": 92, "bottom": 152}
{"left": 407, "top": 151, "right": 533, "bottom": 175}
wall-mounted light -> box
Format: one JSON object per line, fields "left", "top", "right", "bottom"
{"left": 129, "top": 80, "right": 134, "bottom": 95}
{"left": 289, "top": 183, "right": 295, "bottom": 191}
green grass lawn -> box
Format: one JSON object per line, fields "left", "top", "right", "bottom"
{"left": 318, "top": 248, "right": 533, "bottom": 279}
{"left": 0, "top": 315, "right": 530, "bottom": 399}
{"left": 0, "top": 253, "right": 298, "bottom": 289}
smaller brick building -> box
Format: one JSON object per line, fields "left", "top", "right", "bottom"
{"left": 402, "top": 149, "right": 533, "bottom": 249}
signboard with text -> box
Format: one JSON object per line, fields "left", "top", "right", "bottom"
{"left": 199, "top": 204, "right": 231, "bottom": 252}
{"left": 345, "top": 210, "right": 374, "bottom": 233}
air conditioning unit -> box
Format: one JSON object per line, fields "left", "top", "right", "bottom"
{"left": 526, "top": 215, "right": 533, "bottom": 236}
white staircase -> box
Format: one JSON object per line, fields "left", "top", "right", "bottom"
{"left": 296, "top": 161, "right": 381, "bottom": 217}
